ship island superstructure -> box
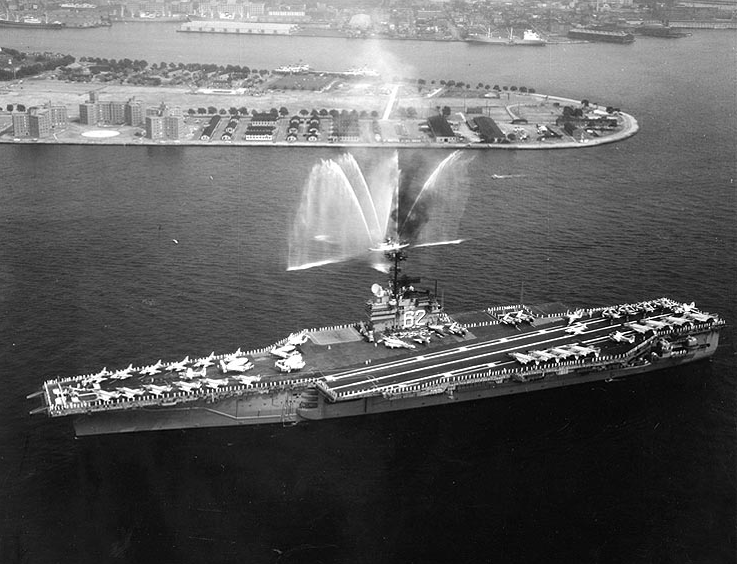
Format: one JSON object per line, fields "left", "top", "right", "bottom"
{"left": 30, "top": 247, "right": 724, "bottom": 436}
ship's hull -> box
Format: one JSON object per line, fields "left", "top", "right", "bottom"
{"left": 71, "top": 323, "right": 720, "bottom": 436}
{"left": 568, "top": 30, "right": 634, "bottom": 43}
{"left": 466, "top": 37, "right": 545, "bottom": 46}
{"left": 0, "top": 19, "right": 64, "bottom": 28}
{"left": 636, "top": 27, "right": 690, "bottom": 38}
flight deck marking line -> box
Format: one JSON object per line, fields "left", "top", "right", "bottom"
{"left": 328, "top": 311, "right": 667, "bottom": 393}
{"left": 378, "top": 359, "right": 521, "bottom": 390}
{"left": 326, "top": 318, "right": 620, "bottom": 385}
{"left": 326, "top": 323, "right": 614, "bottom": 387}
{"left": 329, "top": 331, "right": 606, "bottom": 392}
{"left": 324, "top": 323, "right": 586, "bottom": 380}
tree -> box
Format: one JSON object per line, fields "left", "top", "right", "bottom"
{"left": 581, "top": 99, "right": 589, "bottom": 107}
{"left": 207, "top": 106, "right": 217, "bottom": 114}
{"left": 510, "top": 86, "right": 518, "bottom": 91}
{"left": 229, "top": 107, "right": 238, "bottom": 115}
{"left": 16, "top": 104, "right": 25, "bottom": 112}
{"left": 299, "top": 108, "right": 309, "bottom": 116}
{"left": 187, "top": 108, "right": 196, "bottom": 115}
{"left": 6, "top": 104, "right": 13, "bottom": 112}
{"left": 442, "top": 105, "right": 451, "bottom": 116}
{"left": 238, "top": 107, "right": 248, "bottom": 115}
{"left": 219, "top": 108, "right": 227, "bottom": 115}
{"left": 279, "top": 106, "right": 289, "bottom": 116}
{"left": 520, "top": 86, "right": 528, "bottom": 93}
{"left": 197, "top": 107, "right": 207, "bottom": 114}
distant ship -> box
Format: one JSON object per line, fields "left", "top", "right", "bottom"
{"left": 29, "top": 244, "right": 724, "bottom": 436}
{"left": 0, "top": 14, "right": 64, "bottom": 28}
{"left": 568, "top": 27, "right": 635, "bottom": 44}
{"left": 343, "top": 66, "right": 380, "bottom": 77}
{"left": 274, "top": 63, "right": 312, "bottom": 74}
{"left": 467, "top": 28, "right": 546, "bottom": 46}
{"left": 634, "top": 23, "right": 690, "bottom": 38}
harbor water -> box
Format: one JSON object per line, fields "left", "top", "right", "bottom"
{"left": 0, "top": 28, "right": 735, "bottom": 563}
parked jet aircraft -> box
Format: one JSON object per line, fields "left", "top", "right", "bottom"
{"left": 140, "top": 360, "right": 163, "bottom": 376}
{"left": 203, "top": 378, "right": 229, "bottom": 389}
{"left": 528, "top": 350, "right": 557, "bottom": 363}
{"left": 500, "top": 310, "right": 534, "bottom": 326}
{"left": 550, "top": 347, "right": 575, "bottom": 360}
{"left": 183, "top": 366, "right": 207, "bottom": 380}
{"left": 609, "top": 331, "right": 635, "bottom": 344}
{"left": 428, "top": 324, "right": 446, "bottom": 337}
{"left": 219, "top": 357, "right": 254, "bottom": 373}
{"left": 225, "top": 348, "right": 244, "bottom": 361}
{"left": 111, "top": 364, "right": 135, "bottom": 379}
{"left": 508, "top": 352, "right": 537, "bottom": 365}
{"left": 175, "top": 380, "right": 202, "bottom": 392}
{"left": 567, "top": 344, "right": 600, "bottom": 357}
{"left": 117, "top": 387, "right": 145, "bottom": 399}
{"left": 275, "top": 354, "right": 306, "bottom": 373}
{"left": 166, "top": 356, "right": 190, "bottom": 372}
{"left": 146, "top": 384, "right": 173, "bottom": 396}
{"left": 382, "top": 336, "right": 415, "bottom": 349}
{"left": 94, "top": 389, "right": 121, "bottom": 401}
{"left": 287, "top": 331, "right": 309, "bottom": 346}
{"left": 565, "top": 323, "right": 587, "bottom": 335}
{"left": 643, "top": 319, "right": 668, "bottom": 330}
{"left": 625, "top": 322, "right": 652, "bottom": 335}
{"left": 602, "top": 308, "right": 622, "bottom": 319}
{"left": 233, "top": 374, "right": 261, "bottom": 386}
{"left": 271, "top": 344, "right": 297, "bottom": 358}
{"left": 566, "top": 309, "right": 585, "bottom": 325}
{"left": 194, "top": 352, "right": 216, "bottom": 368}
{"left": 673, "top": 301, "right": 696, "bottom": 314}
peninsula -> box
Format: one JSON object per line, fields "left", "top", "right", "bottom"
{"left": 0, "top": 62, "right": 638, "bottom": 149}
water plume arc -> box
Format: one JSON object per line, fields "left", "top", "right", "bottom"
{"left": 287, "top": 151, "right": 471, "bottom": 271}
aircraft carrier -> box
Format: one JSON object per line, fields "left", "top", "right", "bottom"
{"left": 29, "top": 245, "right": 724, "bottom": 436}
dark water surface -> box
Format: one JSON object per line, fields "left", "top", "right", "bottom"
{"left": 0, "top": 30, "right": 735, "bottom": 563}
